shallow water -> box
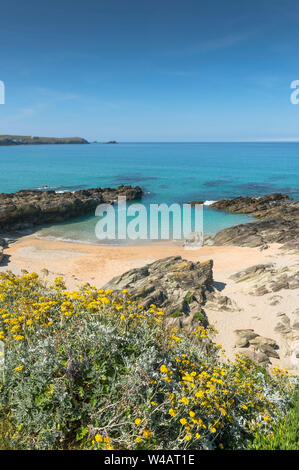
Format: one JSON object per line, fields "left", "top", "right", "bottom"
{"left": 1, "top": 142, "right": 298, "bottom": 243}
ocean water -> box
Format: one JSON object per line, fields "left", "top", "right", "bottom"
{"left": 0, "top": 142, "right": 298, "bottom": 243}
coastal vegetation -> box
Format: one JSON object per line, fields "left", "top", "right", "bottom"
{"left": 0, "top": 271, "right": 297, "bottom": 450}
{"left": 249, "top": 389, "right": 299, "bottom": 450}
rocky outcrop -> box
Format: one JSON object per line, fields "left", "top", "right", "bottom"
{"left": 211, "top": 216, "right": 299, "bottom": 249}
{"left": 230, "top": 263, "right": 299, "bottom": 296}
{"left": 104, "top": 256, "right": 216, "bottom": 329}
{"left": 234, "top": 329, "right": 280, "bottom": 365}
{"left": 0, "top": 135, "right": 89, "bottom": 146}
{"left": 0, "top": 185, "right": 142, "bottom": 231}
{"left": 206, "top": 194, "right": 299, "bottom": 249}
{"left": 211, "top": 193, "right": 291, "bottom": 217}
{"left": 275, "top": 309, "right": 299, "bottom": 370}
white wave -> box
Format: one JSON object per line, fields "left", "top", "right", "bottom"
{"left": 203, "top": 200, "right": 217, "bottom": 206}
{"left": 55, "top": 190, "right": 76, "bottom": 194}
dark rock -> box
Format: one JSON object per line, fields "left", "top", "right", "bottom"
{"left": 0, "top": 185, "right": 143, "bottom": 231}
{"left": 211, "top": 193, "right": 291, "bottom": 217}
{"left": 207, "top": 194, "right": 299, "bottom": 249}
{"left": 187, "top": 201, "right": 204, "bottom": 205}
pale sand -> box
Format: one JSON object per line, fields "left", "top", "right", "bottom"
{"left": 1, "top": 234, "right": 298, "bottom": 368}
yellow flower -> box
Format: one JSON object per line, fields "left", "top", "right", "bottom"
{"left": 135, "top": 418, "right": 142, "bottom": 425}
{"left": 211, "top": 427, "right": 217, "bottom": 433}
{"left": 135, "top": 437, "right": 142, "bottom": 443}
{"left": 14, "top": 335, "right": 24, "bottom": 341}
{"left": 95, "top": 434, "right": 103, "bottom": 442}
{"left": 106, "top": 444, "right": 114, "bottom": 450}
{"left": 195, "top": 433, "right": 201, "bottom": 439}
{"left": 180, "top": 418, "right": 188, "bottom": 426}
{"left": 169, "top": 408, "right": 176, "bottom": 417}
{"left": 142, "top": 429, "right": 152, "bottom": 439}
{"left": 160, "top": 365, "right": 168, "bottom": 373}
{"left": 184, "top": 434, "right": 192, "bottom": 441}
{"left": 14, "top": 366, "right": 23, "bottom": 372}
{"left": 180, "top": 396, "right": 189, "bottom": 405}
{"left": 189, "top": 411, "right": 195, "bottom": 418}
{"left": 151, "top": 401, "right": 157, "bottom": 406}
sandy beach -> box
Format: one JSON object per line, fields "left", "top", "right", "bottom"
{"left": 1, "top": 233, "right": 298, "bottom": 369}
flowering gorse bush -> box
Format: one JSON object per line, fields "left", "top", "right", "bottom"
{"left": 0, "top": 272, "right": 297, "bottom": 450}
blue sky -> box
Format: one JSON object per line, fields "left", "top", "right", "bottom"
{"left": 0, "top": 0, "right": 299, "bottom": 141}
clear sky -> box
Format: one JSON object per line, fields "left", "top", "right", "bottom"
{"left": 0, "top": 0, "right": 299, "bottom": 141}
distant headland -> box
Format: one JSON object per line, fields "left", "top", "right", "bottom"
{"left": 0, "top": 135, "right": 89, "bottom": 146}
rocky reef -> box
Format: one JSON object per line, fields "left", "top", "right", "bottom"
{"left": 0, "top": 135, "right": 89, "bottom": 146}
{"left": 207, "top": 193, "right": 299, "bottom": 249}
{"left": 0, "top": 185, "right": 142, "bottom": 231}
{"left": 211, "top": 193, "right": 291, "bottom": 217}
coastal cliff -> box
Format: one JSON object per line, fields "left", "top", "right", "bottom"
{"left": 0, "top": 135, "right": 89, "bottom": 146}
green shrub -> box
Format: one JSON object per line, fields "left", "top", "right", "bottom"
{"left": 193, "top": 311, "right": 208, "bottom": 327}
{"left": 0, "top": 272, "right": 297, "bottom": 450}
{"left": 248, "top": 388, "right": 299, "bottom": 450}
{"left": 170, "top": 310, "right": 183, "bottom": 317}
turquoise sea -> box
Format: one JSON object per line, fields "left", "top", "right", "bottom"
{"left": 0, "top": 142, "right": 298, "bottom": 244}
